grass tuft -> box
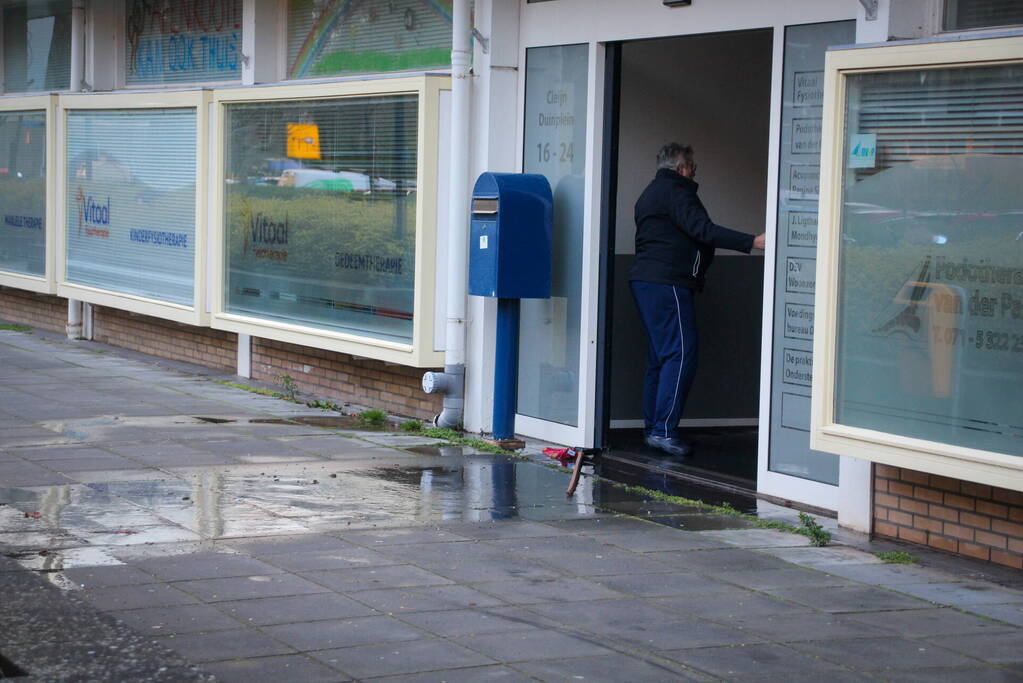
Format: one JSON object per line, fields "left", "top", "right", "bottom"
{"left": 797, "top": 511, "right": 832, "bottom": 546}
{"left": 274, "top": 374, "right": 300, "bottom": 401}
{"left": 875, "top": 550, "right": 918, "bottom": 564}
{"left": 357, "top": 409, "right": 388, "bottom": 428}
{"left": 0, "top": 323, "right": 30, "bottom": 332}
{"left": 212, "top": 379, "right": 284, "bottom": 398}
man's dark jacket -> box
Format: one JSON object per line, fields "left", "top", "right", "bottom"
{"left": 629, "top": 168, "right": 754, "bottom": 291}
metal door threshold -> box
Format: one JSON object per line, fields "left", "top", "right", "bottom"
{"left": 600, "top": 449, "right": 757, "bottom": 498}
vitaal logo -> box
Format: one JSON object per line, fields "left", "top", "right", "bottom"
{"left": 244, "top": 212, "right": 289, "bottom": 262}
{"left": 75, "top": 186, "right": 112, "bottom": 238}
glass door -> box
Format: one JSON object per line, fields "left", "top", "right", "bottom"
{"left": 516, "top": 43, "right": 599, "bottom": 446}
{"left": 760, "top": 20, "right": 857, "bottom": 508}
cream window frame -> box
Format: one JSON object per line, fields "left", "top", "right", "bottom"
{"left": 55, "top": 90, "right": 211, "bottom": 326}
{"left": 0, "top": 94, "right": 56, "bottom": 294}
{"left": 210, "top": 75, "right": 449, "bottom": 368}
{"left": 811, "top": 36, "right": 1023, "bottom": 492}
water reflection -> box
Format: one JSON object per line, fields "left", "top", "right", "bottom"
{"left": 1, "top": 451, "right": 761, "bottom": 573}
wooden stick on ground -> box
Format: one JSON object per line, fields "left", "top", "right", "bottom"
{"left": 566, "top": 448, "right": 586, "bottom": 497}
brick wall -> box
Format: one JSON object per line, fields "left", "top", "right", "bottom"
{"left": 92, "top": 307, "right": 237, "bottom": 372}
{"left": 874, "top": 464, "right": 1023, "bottom": 569}
{"left": 251, "top": 338, "right": 443, "bottom": 420}
{"left": 0, "top": 287, "right": 66, "bottom": 333}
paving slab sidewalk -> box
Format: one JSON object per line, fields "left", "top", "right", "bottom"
{"left": 1, "top": 327, "right": 1022, "bottom": 682}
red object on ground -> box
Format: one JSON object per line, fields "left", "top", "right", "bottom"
{"left": 543, "top": 447, "right": 576, "bottom": 465}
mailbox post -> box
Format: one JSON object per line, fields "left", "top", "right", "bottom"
{"left": 468, "top": 173, "right": 552, "bottom": 443}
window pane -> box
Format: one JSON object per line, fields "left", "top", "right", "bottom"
{"left": 66, "top": 109, "right": 197, "bottom": 305}
{"left": 3, "top": 1, "right": 71, "bottom": 92}
{"left": 286, "top": 0, "right": 451, "bottom": 80}
{"left": 517, "top": 44, "right": 588, "bottom": 427}
{"left": 0, "top": 111, "right": 46, "bottom": 276}
{"left": 223, "top": 96, "right": 418, "bottom": 344}
{"left": 945, "top": 0, "right": 1023, "bottom": 30}
{"left": 835, "top": 63, "right": 1023, "bottom": 457}
{"left": 124, "top": 0, "right": 241, "bottom": 86}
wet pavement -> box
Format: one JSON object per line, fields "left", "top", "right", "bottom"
{"left": 2, "top": 327, "right": 1023, "bottom": 682}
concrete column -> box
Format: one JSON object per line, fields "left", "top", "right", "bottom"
{"left": 838, "top": 456, "right": 873, "bottom": 533}
{"left": 242, "top": 0, "right": 282, "bottom": 85}
{"left": 857, "top": 0, "right": 942, "bottom": 43}
{"left": 86, "top": 0, "right": 119, "bottom": 90}
{"left": 463, "top": 0, "right": 520, "bottom": 433}
{"left": 237, "top": 333, "right": 252, "bottom": 378}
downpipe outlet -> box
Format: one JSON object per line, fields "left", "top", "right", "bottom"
{"left": 422, "top": 365, "right": 464, "bottom": 429}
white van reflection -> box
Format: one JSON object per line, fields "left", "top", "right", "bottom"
{"left": 278, "top": 168, "right": 372, "bottom": 193}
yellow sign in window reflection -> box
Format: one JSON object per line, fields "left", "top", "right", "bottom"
{"left": 286, "top": 123, "right": 320, "bottom": 159}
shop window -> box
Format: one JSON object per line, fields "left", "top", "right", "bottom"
{"left": 286, "top": 0, "right": 451, "bottom": 80}
{"left": 0, "top": 107, "right": 47, "bottom": 280}
{"left": 2, "top": 0, "right": 71, "bottom": 93}
{"left": 944, "top": 0, "right": 1023, "bottom": 30}
{"left": 124, "top": 0, "right": 241, "bottom": 86}
{"left": 223, "top": 94, "right": 417, "bottom": 344}
{"left": 214, "top": 77, "right": 447, "bottom": 367}
{"left": 64, "top": 105, "right": 198, "bottom": 308}
{"left": 814, "top": 37, "right": 1023, "bottom": 488}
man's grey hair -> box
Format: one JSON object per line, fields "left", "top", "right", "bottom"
{"left": 656, "top": 143, "right": 693, "bottom": 170}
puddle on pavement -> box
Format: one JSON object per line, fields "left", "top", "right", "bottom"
{"left": 31, "top": 413, "right": 390, "bottom": 445}
{"left": 248, "top": 415, "right": 387, "bottom": 431}
{"left": 1, "top": 451, "right": 759, "bottom": 574}
{"left": 406, "top": 445, "right": 491, "bottom": 457}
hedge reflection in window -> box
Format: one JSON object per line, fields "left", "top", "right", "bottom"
{"left": 224, "top": 95, "right": 418, "bottom": 344}
{"left": 0, "top": 111, "right": 46, "bottom": 276}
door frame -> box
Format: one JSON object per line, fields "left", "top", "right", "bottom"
{"left": 590, "top": 22, "right": 854, "bottom": 512}
{"left": 513, "top": 1, "right": 862, "bottom": 515}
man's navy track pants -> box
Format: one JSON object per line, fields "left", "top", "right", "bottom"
{"left": 629, "top": 280, "right": 698, "bottom": 439}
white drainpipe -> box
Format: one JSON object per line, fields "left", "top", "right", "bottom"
{"left": 422, "top": 0, "right": 471, "bottom": 428}
{"left": 66, "top": 0, "right": 87, "bottom": 340}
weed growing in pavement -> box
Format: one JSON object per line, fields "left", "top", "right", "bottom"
{"left": 0, "top": 323, "right": 30, "bottom": 331}
{"left": 358, "top": 409, "right": 388, "bottom": 428}
{"left": 399, "top": 419, "right": 423, "bottom": 432}
{"left": 798, "top": 512, "right": 832, "bottom": 546}
{"left": 875, "top": 550, "right": 918, "bottom": 564}
{"left": 308, "top": 399, "right": 344, "bottom": 411}
{"left": 411, "top": 426, "right": 518, "bottom": 455}
{"left": 274, "top": 374, "right": 300, "bottom": 401}
{"left": 419, "top": 427, "right": 459, "bottom": 440}
{"left": 212, "top": 379, "right": 285, "bottom": 399}
{"left": 595, "top": 481, "right": 810, "bottom": 536}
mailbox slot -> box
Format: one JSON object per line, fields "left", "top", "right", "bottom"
{"left": 472, "top": 197, "right": 499, "bottom": 215}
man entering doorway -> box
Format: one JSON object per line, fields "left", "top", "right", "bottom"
{"left": 630, "top": 143, "right": 766, "bottom": 457}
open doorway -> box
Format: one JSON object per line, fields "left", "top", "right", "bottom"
{"left": 601, "top": 29, "right": 773, "bottom": 490}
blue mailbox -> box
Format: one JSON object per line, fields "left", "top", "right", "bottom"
{"left": 468, "top": 173, "right": 552, "bottom": 299}
{"left": 467, "top": 173, "right": 553, "bottom": 443}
